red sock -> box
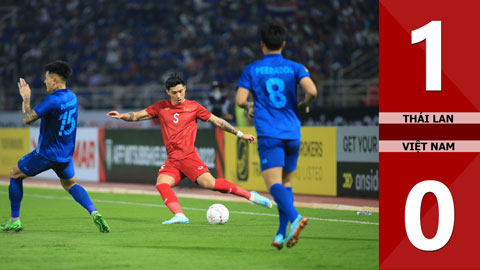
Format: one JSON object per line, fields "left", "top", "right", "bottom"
{"left": 214, "top": 178, "right": 251, "bottom": 199}
{"left": 156, "top": 183, "right": 183, "bottom": 214}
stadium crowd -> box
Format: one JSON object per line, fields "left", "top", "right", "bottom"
{"left": 0, "top": 0, "right": 378, "bottom": 110}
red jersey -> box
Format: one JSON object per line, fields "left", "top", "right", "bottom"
{"left": 146, "top": 99, "right": 212, "bottom": 160}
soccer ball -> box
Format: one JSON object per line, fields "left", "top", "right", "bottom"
{"left": 206, "top": 203, "right": 229, "bottom": 225}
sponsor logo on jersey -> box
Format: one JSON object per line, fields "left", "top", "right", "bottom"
{"left": 197, "top": 166, "right": 204, "bottom": 170}
{"left": 184, "top": 107, "right": 192, "bottom": 111}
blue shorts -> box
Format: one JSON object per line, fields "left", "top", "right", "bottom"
{"left": 257, "top": 137, "right": 301, "bottom": 172}
{"left": 17, "top": 151, "right": 75, "bottom": 179}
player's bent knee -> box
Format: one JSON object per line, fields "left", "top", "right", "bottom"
{"left": 197, "top": 179, "right": 210, "bottom": 189}
{"left": 196, "top": 174, "right": 215, "bottom": 189}
{"left": 9, "top": 168, "right": 17, "bottom": 178}
{"left": 10, "top": 166, "right": 26, "bottom": 179}
{"left": 61, "top": 178, "right": 77, "bottom": 191}
{"left": 156, "top": 174, "right": 175, "bottom": 187}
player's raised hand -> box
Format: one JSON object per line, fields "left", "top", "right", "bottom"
{"left": 242, "top": 134, "right": 256, "bottom": 144}
{"left": 18, "top": 78, "right": 31, "bottom": 100}
{"left": 298, "top": 101, "right": 310, "bottom": 113}
{"left": 245, "top": 106, "right": 255, "bottom": 120}
{"left": 106, "top": 111, "right": 121, "bottom": 119}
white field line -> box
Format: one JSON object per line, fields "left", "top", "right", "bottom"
{"left": 0, "top": 181, "right": 379, "bottom": 213}
{"left": 0, "top": 191, "right": 378, "bottom": 226}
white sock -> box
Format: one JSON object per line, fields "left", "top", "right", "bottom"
{"left": 11, "top": 217, "right": 19, "bottom": 222}
{"left": 248, "top": 191, "right": 255, "bottom": 201}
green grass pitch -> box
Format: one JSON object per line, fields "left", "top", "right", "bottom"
{"left": 0, "top": 186, "right": 378, "bottom": 269}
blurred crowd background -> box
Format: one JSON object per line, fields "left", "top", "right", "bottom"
{"left": 0, "top": 0, "right": 378, "bottom": 124}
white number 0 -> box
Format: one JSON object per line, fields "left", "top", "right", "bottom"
{"left": 411, "top": 21, "right": 442, "bottom": 91}
{"left": 405, "top": 180, "right": 454, "bottom": 251}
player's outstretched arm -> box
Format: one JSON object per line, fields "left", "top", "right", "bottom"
{"left": 236, "top": 87, "right": 254, "bottom": 120}
{"left": 106, "top": 109, "right": 152, "bottom": 122}
{"left": 18, "top": 78, "right": 39, "bottom": 125}
{"left": 207, "top": 114, "right": 256, "bottom": 144}
{"left": 298, "top": 77, "right": 318, "bottom": 113}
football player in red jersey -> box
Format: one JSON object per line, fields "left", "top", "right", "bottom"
{"left": 106, "top": 74, "right": 272, "bottom": 224}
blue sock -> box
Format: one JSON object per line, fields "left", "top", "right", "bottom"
{"left": 68, "top": 184, "right": 97, "bottom": 214}
{"left": 276, "top": 187, "right": 294, "bottom": 237}
{"left": 270, "top": 183, "right": 298, "bottom": 223}
{"left": 276, "top": 208, "right": 288, "bottom": 237}
{"left": 9, "top": 178, "right": 24, "bottom": 218}
{"left": 286, "top": 186, "right": 294, "bottom": 203}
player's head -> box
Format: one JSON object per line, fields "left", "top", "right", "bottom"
{"left": 44, "top": 60, "right": 72, "bottom": 93}
{"left": 260, "top": 22, "right": 287, "bottom": 52}
{"left": 165, "top": 73, "right": 186, "bottom": 105}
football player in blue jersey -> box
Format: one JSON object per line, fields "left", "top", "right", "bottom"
{"left": 1, "top": 61, "right": 110, "bottom": 233}
{"left": 236, "top": 23, "right": 318, "bottom": 249}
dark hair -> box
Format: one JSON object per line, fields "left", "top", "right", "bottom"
{"left": 211, "top": 80, "right": 222, "bottom": 89}
{"left": 165, "top": 73, "right": 185, "bottom": 90}
{"left": 44, "top": 60, "right": 72, "bottom": 81}
{"left": 260, "top": 22, "right": 287, "bottom": 50}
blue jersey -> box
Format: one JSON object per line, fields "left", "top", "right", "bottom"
{"left": 237, "top": 54, "right": 310, "bottom": 139}
{"left": 33, "top": 88, "right": 78, "bottom": 162}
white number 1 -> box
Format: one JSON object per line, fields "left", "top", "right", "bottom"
{"left": 411, "top": 21, "right": 442, "bottom": 91}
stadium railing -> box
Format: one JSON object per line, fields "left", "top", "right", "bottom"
{"left": 1, "top": 77, "right": 378, "bottom": 112}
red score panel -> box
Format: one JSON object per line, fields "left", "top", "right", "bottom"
{"left": 380, "top": 153, "right": 480, "bottom": 269}
{"left": 380, "top": 0, "right": 480, "bottom": 112}
{"left": 380, "top": 0, "right": 480, "bottom": 268}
